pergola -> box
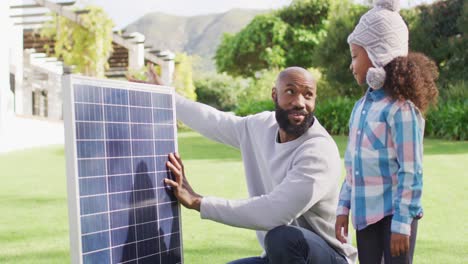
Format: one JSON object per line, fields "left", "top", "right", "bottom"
{"left": 11, "top": 0, "right": 175, "bottom": 82}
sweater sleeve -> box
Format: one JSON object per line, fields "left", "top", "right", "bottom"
{"left": 388, "top": 101, "right": 424, "bottom": 236}
{"left": 175, "top": 93, "right": 245, "bottom": 149}
{"left": 200, "top": 140, "right": 341, "bottom": 230}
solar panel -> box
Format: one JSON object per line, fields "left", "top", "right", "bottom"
{"left": 63, "top": 75, "right": 183, "bottom": 264}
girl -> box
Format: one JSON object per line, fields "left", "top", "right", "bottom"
{"left": 334, "top": 0, "right": 439, "bottom": 263}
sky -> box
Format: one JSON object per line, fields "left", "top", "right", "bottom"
{"left": 80, "top": 0, "right": 436, "bottom": 29}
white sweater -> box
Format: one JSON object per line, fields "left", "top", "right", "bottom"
{"left": 175, "top": 94, "right": 357, "bottom": 263}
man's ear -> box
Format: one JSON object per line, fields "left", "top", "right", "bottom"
{"left": 271, "top": 87, "right": 277, "bottom": 102}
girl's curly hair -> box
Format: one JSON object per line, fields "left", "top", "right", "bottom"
{"left": 383, "top": 52, "right": 439, "bottom": 114}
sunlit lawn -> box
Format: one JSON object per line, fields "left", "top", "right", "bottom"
{"left": 0, "top": 131, "right": 467, "bottom": 263}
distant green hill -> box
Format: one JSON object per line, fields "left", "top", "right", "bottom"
{"left": 124, "top": 9, "right": 268, "bottom": 71}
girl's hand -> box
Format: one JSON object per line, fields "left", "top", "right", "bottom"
{"left": 335, "top": 215, "right": 349, "bottom": 244}
{"left": 390, "top": 232, "right": 410, "bottom": 256}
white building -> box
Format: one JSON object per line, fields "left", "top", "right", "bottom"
{"left": 0, "top": 0, "right": 175, "bottom": 153}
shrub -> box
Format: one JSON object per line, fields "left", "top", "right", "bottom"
{"left": 233, "top": 68, "right": 280, "bottom": 116}
{"left": 425, "top": 99, "right": 468, "bottom": 141}
{"left": 235, "top": 99, "right": 275, "bottom": 117}
{"left": 438, "top": 81, "right": 467, "bottom": 102}
{"left": 314, "top": 97, "right": 356, "bottom": 135}
{"left": 312, "top": 1, "right": 367, "bottom": 98}
{"left": 194, "top": 73, "right": 247, "bottom": 111}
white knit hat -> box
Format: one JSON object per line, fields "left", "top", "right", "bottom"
{"left": 347, "top": 0, "right": 409, "bottom": 89}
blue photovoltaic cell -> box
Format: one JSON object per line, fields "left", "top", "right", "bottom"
{"left": 76, "top": 122, "right": 104, "bottom": 140}
{"left": 152, "top": 93, "right": 172, "bottom": 108}
{"left": 81, "top": 213, "right": 109, "bottom": 234}
{"left": 69, "top": 82, "right": 181, "bottom": 264}
{"left": 105, "top": 123, "right": 130, "bottom": 139}
{"left": 83, "top": 249, "right": 110, "bottom": 263}
{"left": 79, "top": 177, "right": 107, "bottom": 196}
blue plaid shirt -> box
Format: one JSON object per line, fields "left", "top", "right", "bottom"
{"left": 337, "top": 88, "right": 424, "bottom": 236}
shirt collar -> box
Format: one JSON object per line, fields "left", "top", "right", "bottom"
{"left": 366, "top": 87, "right": 386, "bottom": 101}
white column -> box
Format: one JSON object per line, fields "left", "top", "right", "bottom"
{"left": 22, "top": 50, "right": 33, "bottom": 116}
{"left": 128, "top": 32, "right": 145, "bottom": 71}
{"left": 160, "top": 51, "right": 175, "bottom": 86}
{"left": 12, "top": 23, "right": 24, "bottom": 115}
{"left": 0, "top": 2, "right": 12, "bottom": 139}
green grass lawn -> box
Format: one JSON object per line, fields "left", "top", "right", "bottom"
{"left": 0, "top": 131, "right": 467, "bottom": 263}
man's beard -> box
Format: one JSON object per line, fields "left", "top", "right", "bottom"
{"left": 275, "top": 100, "right": 315, "bottom": 138}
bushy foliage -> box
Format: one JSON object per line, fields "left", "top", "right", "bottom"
{"left": 173, "top": 53, "right": 197, "bottom": 101}
{"left": 234, "top": 68, "right": 281, "bottom": 116}
{"left": 194, "top": 73, "right": 248, "bottom": 111}
{"left": 215, "top": 15, "right": 288, "bottom": 77}
{"left": 407, "top": 0, "right": 467, "bottom": 88}
{"left": 312, "top": 1, "right": 367, "bottom": 98}
{"left": 314, "top": 94, "right": 468, "bottom": 140}
{"left": 277, "top": 0, "right": 330, "bottom": 68}
{"left": 314, "top": 97, "right": 356, "bottom": 135}
{"left": 235, "top": 100, "right": 275, "bottom": 117}
{"left": 213, "top": 0, "right": 467, "bottom": 140}
{"left": 41, "top": 6, "right": 114, "bottom": 77}
{"left": 425, "top": 99, "right": 468, "bottom": 140}
{"left": 215, "top": 0, "right": 330, "bottom": 77}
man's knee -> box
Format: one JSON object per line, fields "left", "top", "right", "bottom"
{"left": 264, "top": 225, "right": 306, "bottom": 254}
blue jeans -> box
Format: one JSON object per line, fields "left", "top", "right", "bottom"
{"left": 228, "top": 225, "right": 348, "bottom": 264}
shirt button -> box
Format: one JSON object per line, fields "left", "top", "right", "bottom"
{"left": 357, "top": 130, "right": 361, "bottom": 135}
{"left": 355, "top": 171, "right": 359, "bottom": 175}
{"left": 362, "top": 110, "right": 366, "bottom": 114}
{"left": 418, "top": 170, "right": 422, "bottom": 174}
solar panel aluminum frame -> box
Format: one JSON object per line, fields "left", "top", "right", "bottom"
{"left": 63, "top": 74, "right": 183, "bottom": 264}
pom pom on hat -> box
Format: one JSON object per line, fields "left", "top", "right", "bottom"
{"left": 366, "top": 67, "right": 386, "bottom": 89}
{"left": 374, "top": 0, "right": 401, "bottom": 12}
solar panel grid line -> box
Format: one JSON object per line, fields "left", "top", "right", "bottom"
{"left": 79, "top": 202, "right": 179, "bottom": 219}
{"left": 149, "top": 87, "right": 163, "bottom": 264}
{"left": 73, "top": 99, "right": 173, "bottom": 110}
{"left": 64, "top": 75, "right": 183, "bottom": 264}
{"left": 77, "top": 139, "right": 175, "bottom": 142}
{"left": 76, "top": 170, "right": 172, "bottom": 181}
{"left": 99, "top": 84, "right": 114, "bottom": 264}
{"left": 77, "top": 154, "right": 176, "bottom": 160}
{"left": 125, "top": 87, "right": 140, "bottom": 263}
{"left": 79, "top": 186, "right": 172, "bottom": 199}
{"left": 80, "top": 227, "right": 180, "bottom": 243}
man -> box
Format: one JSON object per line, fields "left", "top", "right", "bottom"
{"left": 140, "top": 66, "right": 357, "bottom": 263}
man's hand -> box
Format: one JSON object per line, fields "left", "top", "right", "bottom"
{"left": 127, "top": 63, "right": 164, "bottom": 85}
{"left": 335, "top": 215, "right": 349, "bottom": 244}
{"left": 165, "top": 153, "right": 202, "bottom": 211}
{"left": 391, "top": 232, "right": 409, "bottom": 257}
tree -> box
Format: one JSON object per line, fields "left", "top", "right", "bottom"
{"left": 215, "top": 14, "right": 288, "bottom": 77}
{"left": 173, "top": 53, "right": 197, "bottom": 101}
{"left": 312, "top": 0, "right": 367, "bottom": 97}
{"left": 194, "top": 73, "right": 248, "bottom": 111}
{"left": 408, "top": 0, "right": 467, "bottom": 87}
{"left": 41, "top": 6, "right": 114, "bottom": 77}
{"left": 215, "top": 0, "right": 331, "bottom": 77}
{"left": 278, "top": 0, "right": 330, "bottom": 67}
